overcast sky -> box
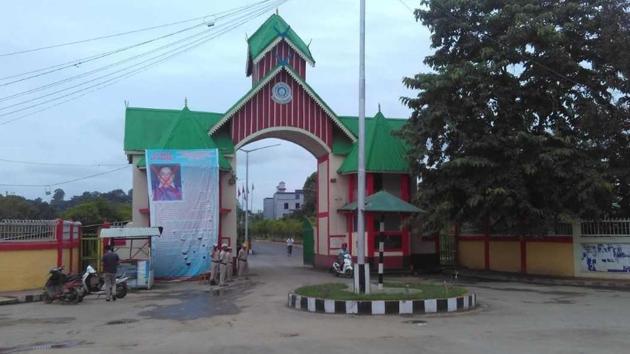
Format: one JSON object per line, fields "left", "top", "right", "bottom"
{"left": 0, "top": 0, "right": 431, "bottom": 211}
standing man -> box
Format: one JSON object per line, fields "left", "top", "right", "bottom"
{"left": 218, "top": 243, "right": 228, "bottom": 286}
{"left": 102, "top": 245, "right": 119, "bottom": 302}
{"left": 286, "top": 236, "right": 294, "bottom": 256}
{"left": 209, "top": 244, "right": 220, "bottom": 285}
{"left": 237, "top": 243, "right": 248, "bottom": 276}
{"left": 226, "top": 247, "right": 234, "bottom": 282}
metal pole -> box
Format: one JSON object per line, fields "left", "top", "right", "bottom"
{"left": 354, "top": 0, "right": 369, "bottom": 294}
{"left": 245, "top": 151, "right": 249, "bottom": 248}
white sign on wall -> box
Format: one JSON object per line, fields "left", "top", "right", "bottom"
{"left": 580, "top": 243, "right": 630, "bottom": 273}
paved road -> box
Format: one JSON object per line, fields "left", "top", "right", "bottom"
{"left": 1, "top": 241, "right": 630, "bottom": 353}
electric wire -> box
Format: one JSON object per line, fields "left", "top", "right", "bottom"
{"left": 0, "top": 1, "right": 284, "bottom": 125}
{"left": 0, "top": 165, "right": 130, "bottom": 187}
{"left": 0, "top": 0, "right": 276, "bottom": 85}
{"left": 0, "top": 2, "right": 281, "bottom": 118}
{"left": 0, "top": 1, "right": 278, "bottom": 100}
{"left": 0, "top": 0, "right": 274, "bottom": 57}
{"left": 0, "top": 157, "right": 128, "bottom": 167}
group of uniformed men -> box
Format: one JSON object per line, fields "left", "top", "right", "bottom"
{"left": 209, "top": 242, "right": 249, "bottom": 286}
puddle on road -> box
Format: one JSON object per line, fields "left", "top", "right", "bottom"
{"left": 138, "top": 280, "right": 255, "bottom": 321}
{"left": 106, "top": 319, "right": 139, "bottom": 325}
{"left": 0, "top": 340, "right": 86, "bottom": 354}
{"left": 403, "top": 320, "right": 427, "bottom": 327}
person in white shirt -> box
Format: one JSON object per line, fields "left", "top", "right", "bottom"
{"left": 286, "top": 237, "right": 294, "bottom": 256}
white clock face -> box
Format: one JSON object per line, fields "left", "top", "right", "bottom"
{"left": 271, "top": 82, "right": 292, "bottom": 104}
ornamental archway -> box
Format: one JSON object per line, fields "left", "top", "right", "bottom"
{"left": 126, "top": 14, "right": 424, "bottom": 272}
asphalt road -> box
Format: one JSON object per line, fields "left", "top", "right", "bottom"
{"left": 1, "top": 241, "right": 630, "bottom": 354}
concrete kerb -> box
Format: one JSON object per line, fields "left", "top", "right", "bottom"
{"left": 0, "top": 292, "right": 42, "bottom": 306}
{"left": 287, "top": 292, "right": 477, "bottom": 315}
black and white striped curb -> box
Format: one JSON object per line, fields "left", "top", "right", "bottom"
{"left": 287, "top": 293, "right": 477, "bottom": 315}
{"left": 0, "top": 293, "right": 42, "bottom": 306}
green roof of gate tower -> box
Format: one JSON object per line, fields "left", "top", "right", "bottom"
{"left": 247, "top": 14, "right": 315, "bottom": 65}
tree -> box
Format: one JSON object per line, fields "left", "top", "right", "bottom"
{"left": 50, "top": 188, "right": 65, "bottom": 211}
{"left": 402, "top": 0, "right": 630, "bottom": 234}
{"left": 0, "top": 195, "right": 38, "bottom": 219}
{"left": 62, "top": 199, "right": 127, "bottom": 226}
{"left": 301, "top": 172, "right": 317, "bottom": 216}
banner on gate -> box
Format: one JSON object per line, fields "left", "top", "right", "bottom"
{"left": 146, "top": 149, "right": 219, "bottom": 278}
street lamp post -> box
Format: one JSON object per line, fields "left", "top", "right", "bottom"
{"left": 355, "top": 0, "right": 369, "bottom": 294}
{"left": 239, "top": 143, "right": 281, "bottom": 250}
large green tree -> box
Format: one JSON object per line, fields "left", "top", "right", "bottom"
{"left": 402, "top": 0, "right": 630, "bottom": 234}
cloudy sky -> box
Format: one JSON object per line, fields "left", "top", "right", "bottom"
{"left": 0, "top": 0, "right": 431, "bottom": 211}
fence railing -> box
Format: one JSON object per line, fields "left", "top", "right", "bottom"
{"left": 0, "top": 219, "right": 57, "bottom": 242}
{"left": 0, "top": 219, "right": 82, "bottom": 242}
{"left": 580, "top": 219, "right": 630, "bottom": 238}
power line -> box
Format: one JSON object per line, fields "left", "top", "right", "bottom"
{"left": 0, "top": 1, "right": 284, "bottom": 125}
{"left": 0, "top": 0, "right": 275, "bottom": 57}
{"left": 0, "top": 2, "right": 282, "bottom": 118}
{"left": 0, "top": 165, "right": 130, "bottom": 187}
{"left": 0, "top": 157, "right": 128, "bottom": 167}
{"left": 0, "top": 0, "right": 277, "bottom": 87}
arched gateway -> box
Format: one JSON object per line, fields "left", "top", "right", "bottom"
{"left": 124, "top": 14, "right": 429, "bottom": 273}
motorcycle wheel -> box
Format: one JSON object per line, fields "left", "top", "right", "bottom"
{"left": 68, "top": 288, "right": 81, "bottom": 304}
{"left": 345, "top": 269, "right": 353, "bottom": 278}
{"left": 42, "top": 292, "right": 53, "bottom": 304}
{"left": 116, "top": 284, "right": 128, "bottom": 299}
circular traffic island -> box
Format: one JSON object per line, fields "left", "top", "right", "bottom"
{"left": 288, "top": 282, "right": 477, "bottom": 315}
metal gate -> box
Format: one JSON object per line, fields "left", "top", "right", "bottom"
{"left": 302, "top": 218, "right": 314, "bottom": 266}
{"left": 439, "top": 230, "right": 456, "bottom": 267}
{"left": 80, "top": 236, "right": 101, "bottom": 272}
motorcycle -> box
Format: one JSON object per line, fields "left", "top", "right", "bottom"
{"left": 42, "top": 266, "right": 84, "bottom": 304}
{"left": 331, "top": 254, "right": 354, "bottom": 278}
{"left": 79, "top": 265, "right": 129, "bottom": 299}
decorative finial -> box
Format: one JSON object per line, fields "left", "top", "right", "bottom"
{"left": 276, "top": 8, "right": 279, "bottom": 15}
{"left": 124, "top": 100, "right": 129, "bottom": 108}
{"left": 307, "top": 39, "right": 312, "bottom": 48}
{"left": 184, "top": 97, "right": 188, "bottom": 108}
{"left": 378, "top": 103, "right": 381, "bottom": 113}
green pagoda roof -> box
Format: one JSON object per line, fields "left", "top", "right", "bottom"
{"left": 339, "top": 190, "right": 422, "bottom": 213}
{"left": 337, "top": 112, "right": 410, "bottom": 174}
{"left": 124, "top": 106, "right": 232, "bottom": 170}
{"left": 247, "top": 14, "right": 315, "bottom": 71}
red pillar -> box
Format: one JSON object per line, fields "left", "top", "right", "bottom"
{"left": 400, "top": 174, "right": 410, "bottom": 201}
{"left": 365, "top": 174, "right": 375, "bottom": 260}
{"left": 55, "top": 219, "right": 63, "bottom": 267}
{"left": 520, "top": 236, "right": 527, "bottom": 274}
{"left": 69, "top": 222, "right": 74, "bottom": 273}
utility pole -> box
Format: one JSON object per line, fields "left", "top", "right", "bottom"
{"left": 354, "top": 0, "right": 369, "bottom": 294}
{"left": 239, "top": 143, "right": 281, "bottom": 251}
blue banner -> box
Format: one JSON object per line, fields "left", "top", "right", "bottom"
{"left": 146, "top": 149, "right": 219, "bottom": 278}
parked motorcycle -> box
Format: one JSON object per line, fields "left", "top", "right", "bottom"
{"left": 79, "top": 265, "right": 129, "bottom": 299}
{"left": 331, "top": 254, "right": 354, "bottom": 277}
{"left": 42, "top": 266, "right": 84, "bottom": 304}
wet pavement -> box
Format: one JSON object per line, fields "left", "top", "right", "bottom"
{"left": 1, "top": 241, "right": 630, "bottom": 354}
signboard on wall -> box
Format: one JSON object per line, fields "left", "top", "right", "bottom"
{"left": 146, "top": 149, "right": 219, "bottom": 278}
{"left": 580, "top": 243, "right": 630, "bottom": 273}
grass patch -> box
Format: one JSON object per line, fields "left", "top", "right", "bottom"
{"left": 295, "top": 281, "right": 467, "bottom": 301}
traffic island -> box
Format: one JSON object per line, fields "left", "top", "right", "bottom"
{"left": 288, "top": 282, "right": 477, "bottom": 315}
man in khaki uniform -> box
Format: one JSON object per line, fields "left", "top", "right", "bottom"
{"left": 209, "top": 245, "right": 220, "bottom": 285}
{"left": 226, "top": 247, "right": 234, "bottom": 282}
{"left": 218, "top": 243, "right": 228, "bottom": 286}
{"left": 237, "top": 243, "right": 249, "bottom": 276}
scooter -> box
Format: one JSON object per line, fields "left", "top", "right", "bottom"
{"left": 79, "top": 265, "right": 129, "bottom": 299}
{"left": 331, "top": 254, "right": 354, "bottom": 278}
{"left": 42, "top": 266, "right": 84, "bottom": 304}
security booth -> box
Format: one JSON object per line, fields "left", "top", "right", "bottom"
{"left": 99, "top": 227, "right": 162, "bottom": 289}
